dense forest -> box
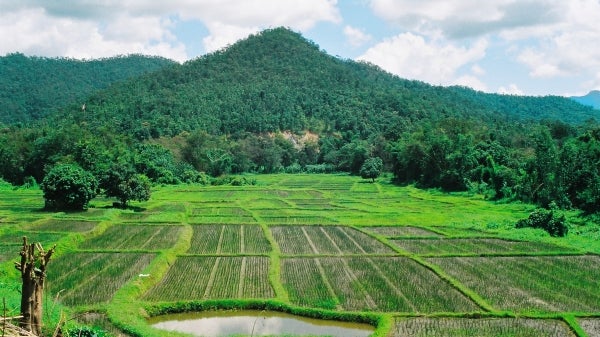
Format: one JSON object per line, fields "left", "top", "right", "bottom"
{"left": 0, "top": 53, "right": 175, "bottom": 124}
{"left": 1, "top": 27, "right": 599, "bottom": 213}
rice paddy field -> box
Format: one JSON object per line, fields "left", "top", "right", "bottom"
{"left": 0, "top": 174, "right": 599, "bottom": 337}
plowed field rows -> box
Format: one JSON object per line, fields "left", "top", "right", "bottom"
{"left": 428, "top": 255, "right": 600, "bottom": 312}
{"left": 282, "top": 257, "right": 478, "bottom": 312}
{"left": 391, "top": 317, "right": 576, "bottom": 337}
{"left": 272, "top": 226, "right": 393, "bottom": 255}
{"left": 187, "top": 224, "right": 271, "bottom": 254}
{"left": 143, "top": 256, "right": 273, "bottom": 301}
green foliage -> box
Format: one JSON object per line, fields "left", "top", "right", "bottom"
{"left": 360, "top": 157, "right": 383, "bottom": 182}
{"left": 40, "top": 163, "right": 98, "bottom": 210}
{"left": 97, "top": 161, "right": 151, "bottom": 207}
{"left": 1, "top": 28, "right": 600, "bottom": 215}
{"left": 0, "top": 53, "right": 174, "bottom": 124}
{"left": 116, "top": 174, "right": 152, "bottom": 207}
{"left": 66, "top": 326, "right": 108, "bottom": 337}
{"left": 515, "top": 205, "right": 568, "bottom": 237}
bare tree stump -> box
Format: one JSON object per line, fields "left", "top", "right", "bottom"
{"left": 14, "top": 237, "right": 56, "bottom": 336}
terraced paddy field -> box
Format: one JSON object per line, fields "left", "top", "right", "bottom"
{"left": 0, "top": 174, "right": 599, "bottom": 337}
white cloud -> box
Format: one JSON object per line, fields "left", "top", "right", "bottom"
{"left": 453, "top": 75, "right": 488, "bottom": 92}
{"left": 366, "top": 0, "right": 600, "bottom": 94}
{"left": 471, "top": 64, "right": 485, "bottom": 76}
{"left": 509, "top": 1, "right": 600, "bottom": 81}
{"left": 358, "top": 32, "right": 487, "bottom": 86}
{"left": 498, "top": 83, "right": 524, "bottom": 95}
{"left": 180, "top": 0, "right": 341, "bottom": 52}
{"left": 367, "top": 0, "right": 562, "bottom": 39}
{"left": 0, "top": 0, "right": 341, "bottom": 58}
{"left": 343, "top": 25, "right": 372, "bottom": 47}
{"left": 201, "top": 22, "right": 260, "bottom": 53}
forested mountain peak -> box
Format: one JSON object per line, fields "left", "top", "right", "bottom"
{"left": 47, "top": 26, "right": 596, "bottom": 140}
{"left": 0, "top": 53, "right": 175, "bottom": 124}
{"left": 2, "top": 28, "right": 600, "bottom": 214}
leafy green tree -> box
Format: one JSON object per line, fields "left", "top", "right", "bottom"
{"left": 98, "top": 163, "right": 151, "bottom": 207}
{"left": 182, "top": 130, "right": 233, "bottom": 176}
{"left": 116, "top": 174, "right": 152, "bottom": 207}
{"left": 40, "top": 164, "right": 98, "bottom": 210}
{"left": 134, "top": 143, "right": 179, "bottom": 184}
{"left": 360, "top": 157, "right": 383, "bottom": 182}
{"left": 337, "top": 139, "right": 369, "bottom": 174}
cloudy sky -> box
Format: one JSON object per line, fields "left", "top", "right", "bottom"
{"left": 1, "top": 0, "right": 599, "bottom": 96}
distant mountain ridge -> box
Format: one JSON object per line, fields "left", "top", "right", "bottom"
{"left": 2, "top": 28, "right": 599, "bottom": 133}
{"left": 40, "top": 27, "right": 598, "bottom": 139}
{"left": 571, "top": 90, "right": 600, "bottom": 109}
{"left": 0, "top": 53, "right": 175, "bottom": 124}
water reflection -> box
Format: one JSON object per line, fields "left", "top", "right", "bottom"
{"left": 149, "top": 310, "right": 374, "bottom": 337}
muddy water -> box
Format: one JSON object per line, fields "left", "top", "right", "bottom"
{"left": 148, "top": 310, "right": 374, "bottom": 337}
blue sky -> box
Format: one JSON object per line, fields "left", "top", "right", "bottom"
{"left": 1, "top": 0, "right": 599, "bottom": 96}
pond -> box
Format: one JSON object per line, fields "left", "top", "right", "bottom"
{"left": 148, "top": 310, "right": 374, "bottom": 337}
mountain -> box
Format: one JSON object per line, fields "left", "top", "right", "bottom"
{"left": 1, "top": 28, "right": 599, "bottom": 212}
{"left": 571, "top": 90, "right": 600, "bottom": 109}
{"left": 0, "top": 53, "right": 175, "bottom": 124}
{"left": 43, "top": 27, "right": 598, "bottom": 139}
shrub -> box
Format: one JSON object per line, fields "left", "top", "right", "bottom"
{"left": 515, "top": 205, "right": 568, "bottom": 237}
{"left": 66, "top": 326, "right": 108, "bottom": 337}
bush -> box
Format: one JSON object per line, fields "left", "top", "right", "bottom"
{"left": 41, "top": 164, "right": 98, "bottom": 211}
{"left": 66, "top": 326, "right": 108, "bottom": 337}
{"left": 515, "top": 205, "right": 568, "bottom": 237}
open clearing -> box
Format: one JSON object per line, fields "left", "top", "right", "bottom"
{"left": 0, "top": 174, "right": 597, "bottom": 336}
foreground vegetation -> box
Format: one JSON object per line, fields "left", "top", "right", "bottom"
{"left": 1, "top": 174, "right": 598, "bottom": 336}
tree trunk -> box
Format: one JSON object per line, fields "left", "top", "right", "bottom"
{"left": 14, "top": 237, "right": 56, "bottom": 336}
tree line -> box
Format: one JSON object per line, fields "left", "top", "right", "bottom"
{"left": 1, "top": 115, "right": 599, "bottom": 213}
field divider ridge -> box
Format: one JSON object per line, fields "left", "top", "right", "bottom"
{"left": 319, "top": 227, "right": 343, "bottom": 254}
{"left": 237, "top": 256, "right": 246, "bottom": 298}
{"left": 365, "top": 257, "right": 417, "bottom": 312}
{"left": 363, "top": 224, "right": 497, "bottom": 313}
{"left": 258, "top": 220, "right": 290, "bottom": 303}
{"left": 351, "top": 225, "right": 413, "bottom": 256}
{"left": 313, "top": 257, "right": 342, "bottom": 310}
{"left": 301, "top": 226, "right": 319, "bottom": 254}
{"left": 338, "top": 227, "right": 367, "bottom": 253}
{"left": 338, "top": 257, "right": 378, "bottom": 310}
{"left": 411, "top": 256, "right": 497, "bottom": 313}
{"left": 105, "top": 222, "right": 194, "bottom": 337}
{"left": 203, "top": 256, "right": 221, "bottom": 299}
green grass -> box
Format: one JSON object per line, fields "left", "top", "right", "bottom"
{"left": 1, "top": 173, "right": 599, "bottom": 337}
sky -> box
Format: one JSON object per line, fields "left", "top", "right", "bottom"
{"left": 1, "top": 0, "right": 600, "bottom": 97}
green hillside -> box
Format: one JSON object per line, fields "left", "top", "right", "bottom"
{"left": 54, "top": 27, "right": 597, "bottom": 138}
{"left": 1, "top": 27, "right": 599, "bottom": 214}
{"left": 0, "top": 53, "right": 175, "bottom": 124}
